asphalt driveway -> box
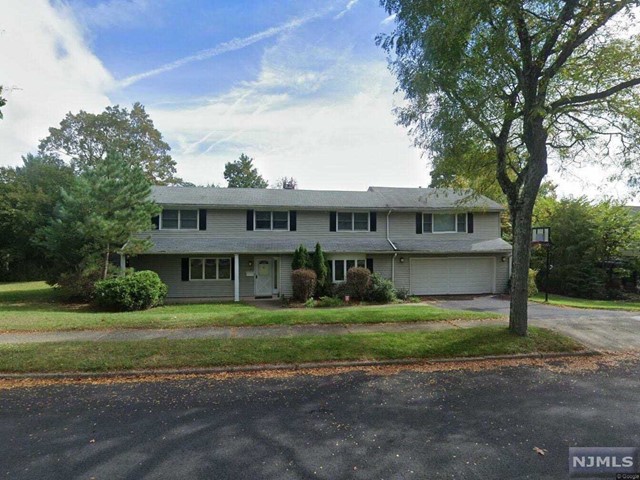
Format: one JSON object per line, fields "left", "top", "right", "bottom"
{"left": 1, "top": 359, "right": 639, "bottom": 479}
{"left": 436, "top": 296, "right": 640, "bottom": 351}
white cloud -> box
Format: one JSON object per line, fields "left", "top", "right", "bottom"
{"left": 64, "top": 0, "right": 155, "bottom": 30}
{"left": 117, "top": 11, "right": 327, "bottom": 88}
{"left": 334, "top": 0, "right": 360, "bottom": 20}
{"left": 0, "top": 0, "right": 113, "bottom": 166}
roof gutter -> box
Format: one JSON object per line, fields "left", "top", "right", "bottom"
{"left": 386, "top": 210, "right": 397, "bottom": 251}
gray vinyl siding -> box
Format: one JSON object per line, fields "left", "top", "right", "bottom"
{"left": 280, "top": 255, "right": 293, "bottom": 297}
{"left": 389, "top": 211, "right": 501, "bottom": 241}
{"left": 368, "top": 254, "right": 393, "bottom": 280}
{"left": 496, "top": 257, "right": 510, "bottom": 293}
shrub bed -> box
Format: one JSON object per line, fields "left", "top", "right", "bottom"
{"left": 94, "top": 270, "right": 168, "bottom": 311}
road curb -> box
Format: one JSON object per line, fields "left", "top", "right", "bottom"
{"left": 0, "top": 350, "right": 601, "bottom": 380}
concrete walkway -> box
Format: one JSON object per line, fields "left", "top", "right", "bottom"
{"left": 0, "top": 319, "right": 505, "bottom": 345}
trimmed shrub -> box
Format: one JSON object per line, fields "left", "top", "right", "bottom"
{"left": 95, "top": 270, "right": 168, "bottom": 311}
{"left": 365, "top": 273, "right": 397, "bottom": 303}
{"left": 316, "top": 296, "right": 344, "bottom": 308}
{"left": 345, "top": 267, "right": 371, "bottom": 300}
{"left": 395, "top": 287, "right": 410, "bottom": 301}
{"left": 291, "top": 268, "right": 317, "bottom": 302}
{"left": 312, "top": 243, "right": 329, "bottom": 297}
{"left": 528, "top": 268, "right": 538, "bottom": 297}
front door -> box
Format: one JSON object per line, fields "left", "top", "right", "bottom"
{"left": 254, "top": 258, "right": 272, "bottom": 297}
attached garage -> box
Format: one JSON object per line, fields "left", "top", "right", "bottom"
{"left": 409, "top": 257, "right": 496, "bottom": 295}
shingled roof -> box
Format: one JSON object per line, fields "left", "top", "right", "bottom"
{"left": 151, "top": 185, "right": 505, "bottom": 211}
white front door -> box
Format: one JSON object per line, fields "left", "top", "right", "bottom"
{"left": 255, "top": 258, "right": 272, "bottom": 297}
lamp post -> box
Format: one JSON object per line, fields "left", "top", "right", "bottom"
{"left": 532, "top": 227, "right": 551, "bottom": 303}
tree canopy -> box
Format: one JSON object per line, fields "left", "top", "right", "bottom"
{"left": 274, "top": 176, "right": 298, "bottom": 190}
{"left": 0, "top": 86, "right": 6, "bottom": 119}
{"left": 224, "top": 153, "right": 268, "bottom": 188}
{"left": 38, "top": 103, "right": 180, "bottom": 185}
{"left": 379, "top": 0, "right": 640, "bottom": 334}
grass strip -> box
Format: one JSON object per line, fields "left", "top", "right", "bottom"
{"left": 531, "top": 293, "right": 640, "bottom": 311}
{"left": 0, "top": 326, "right": 583, "bottom": 373}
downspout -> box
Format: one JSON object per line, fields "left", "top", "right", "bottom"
{"left": 386, "top": 210, "right": 398, "bottom": 282}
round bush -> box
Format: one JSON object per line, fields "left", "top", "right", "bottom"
{"left": 291, "top": 268, "right": 317, "bottom": 302}
{"left": 94, "top": 270, "right": 168, "bottom": 311}
{"left": 365, "top": 273, "right": 397, "bottom": 303}
{"left": 345, "top": 267, "right": 371, "bottom": 300}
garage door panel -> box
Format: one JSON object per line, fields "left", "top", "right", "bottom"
{"left": 410, "top": 257, "right": 494, "bottom": 295}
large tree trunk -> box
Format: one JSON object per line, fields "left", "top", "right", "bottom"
{"left": 103, "top": 243, "right": 110, "bottom": 280}
{"left": 508, "top": 205, "right": 535, "bottom": 335}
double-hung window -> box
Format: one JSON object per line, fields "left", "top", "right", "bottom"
{"left": 329, "top": 258, "right": 366, "bottom": 282}
{"left": 255, "top": 211, "right": 289, "bottom": 231}
{"left": 424, "top": 213, "right": 467, "bottom": 233}
{"left": 190, "top": 258, "right": 232, "bottom": 280}
{"left": 161, "top": 209, "right": 198, "bottom": 230}
{"left": 337, "top": 212, "right": 369, "bottom": 231}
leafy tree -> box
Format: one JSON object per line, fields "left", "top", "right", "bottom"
{"left": 0, "top": 86, "right": 6, "bottom": 119}
{"left": 379, "top": 0, "right": 640, "bottom": 335}
{"left": 39, "top": 152, "right": 161, "bottom": 282}
{"left": 0, "top": 154, "right": 75, "bottom": 280}
{"left": 292, "top": 245, "right": 311, "bottom": 271}
{"left": 274, "top": 176, "right": 298, "bottom": 189}
{"left": 224, "top": 153, "right": 268, "bottom": 188}
{"left": 38, "top": 103, "right": 180, "bottom": 185}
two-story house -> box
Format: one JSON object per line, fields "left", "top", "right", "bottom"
{"left": 129, "top": 186, "right": 512, "bottom": 301}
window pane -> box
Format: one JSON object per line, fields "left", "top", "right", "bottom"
{"left": 433, "top": 214, "right": 456, "bottom": 232}
{"left": 162, "top": 209, "right": 179, "bottom": 229}
{"left": 457, "top": 214, "right": 467, "bottom": 233}
{"left": 204, "top": 259, "right": 217, "bottom": 279}
{"left": 218, "top": 258, "right": 231, "bottom": 279}
{"left": 180, "top": 210, "right": 198, "bottom": 229}
{"left": 353, "top": 212, "right": 369, "bottom": 231}
{"left": 334, "top": 260, "right": 345, "bottom": 281}
{"left": 346, "top": 260, "right": 355, "bottom": 272}
{"left": 338, "top": 212, "right": 352, "bottom": 231}
{"left": 255, "top": 211, "right": 271, "bottom": 230}
{"left": 190, "top": 258, "right": 203, "bottom": 280}
{"left": 272, "top": 211, "right": 288, "bottom": 230}
{"left": 423, "top": 214, "right": 433, "bottom": 233}
{"left": 357, "top": 259, "right": 365, "bottom": 268}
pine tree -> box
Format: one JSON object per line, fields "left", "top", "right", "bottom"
{"left": 291, "top": 245, "right": 311, "bottom": 271}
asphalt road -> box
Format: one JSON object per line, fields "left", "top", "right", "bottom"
{"left": 2, "top": 360, "right": 639, "bottom": 479}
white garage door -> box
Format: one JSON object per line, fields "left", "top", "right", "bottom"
{"left": 410, "top": 257, "right": 495, "bottom": 295}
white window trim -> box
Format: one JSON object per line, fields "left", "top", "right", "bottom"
{"left": 160, "top": 209, "right": 199, "bottom": 231}
{"left": 189, "top": 257, "right": 232, "bottom": 281}
{"left": 336, "top": 211, "right": 370, "bottom": 232}
{"left": 423, "top": 212, "right": 467, "bottom": 234}
{"left": 329, "top": 256, "right": 367, "bottom": 283}
{"left": 254, "top": 210, "right": 290, "bottom": 231}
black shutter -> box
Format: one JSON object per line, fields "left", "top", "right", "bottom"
{"left": 152, "top": 215, "right": 160, "bottom": 230}
{"left": 467, "top": 213, "right": 474, "bottom": 234}
{"left": 289, "top": 211, "right": 297, "bottom": 231}
{"left": 231, "top": 257, "right": 235, "bottom": 280}
{"left": 415, "top": 213, "right": 423, "bottom": 234}
{"left": 366, "top": 258, "right": 374, "bottom": 273}
{"left": 181, "top": 258, "right": 189, "bottom": 281}
{"left": 246, "top": 210, "right": 254, "bottom": 231}
{"left": 199, "top": 209, "right": 207, "bottom": 231}
{"left": 369, "top": 212, "right": 377, "bottom": 232}
{"left": 329, "top": 212, "right": 337, "bottom": 232}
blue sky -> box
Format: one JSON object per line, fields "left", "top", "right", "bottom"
{"left": 0, "top": 0, "right": 632, "bottom": 197}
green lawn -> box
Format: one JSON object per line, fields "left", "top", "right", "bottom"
{"left": 0, "top": 326, "right": 583, "bottom": 373}
{"left": 531, "top": 293, "right": 640, "bottom": 311}
{"left": 0, "top": 281, "right": 501, "bottom": 332}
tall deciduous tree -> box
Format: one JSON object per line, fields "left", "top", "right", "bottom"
{"left": 224, "top": 154, "right": 268, "bottom": 188}
{"left": 38, "top": 103, "right": 180, "bottom": 185}
{"left": 39, "top": 152, "right": 160, "bottom": 281}
{"left": 0, "top": 154, "right": 74, "bottom": 280}
{"left": 0, "top": 86, "right": 6, "bottom": 119}
{"left": 378, "top": 0, "right": 640, "bottom": 335}
{"left": 274, "top": 176, "right": 298, "bottom": 190}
